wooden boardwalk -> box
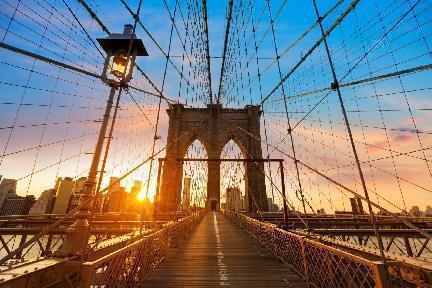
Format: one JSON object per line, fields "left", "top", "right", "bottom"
{"left": 144, "top": 212, "right": 307, "bottom": 287}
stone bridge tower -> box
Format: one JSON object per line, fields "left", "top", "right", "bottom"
{"left": 158, "top": 103, "right": 269, "bottom": 212}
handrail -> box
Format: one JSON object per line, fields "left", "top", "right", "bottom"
{"left": 79, "top": 209, "right": 206, "bottom": 287}
{"left": 0, "top": 210, "right": 206, "bottom": 288}
{"left": 223, "top": 210, "right": 432, "bottom": 288}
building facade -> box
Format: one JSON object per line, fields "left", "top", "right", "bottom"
{"left": 28, "top": 189, "right": 56, "bottom": 215}
{"left": 0, "top": 178, "right": 17, "bottom": 210}
{"left": 226, "top": 187, "right": 242, "bottom": 211}
{"left": 0, "top": 195, "right": 35, "bottom": 215}
{"left": 52, "top": 177, "right": 74, "bottom": 214}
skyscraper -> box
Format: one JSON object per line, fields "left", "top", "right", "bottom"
{"left": 182, "top": 177, "right": 191, "bottom": 209}
{"left": 425, "top": 206, "right": 432, "bottom": 217}
{"left": 226, "top": 187, "right": 242, "bottom": 211}
{"left": 52, "top": 177, "right": 74, "bottom": 214}
{"left": 68, "top": 177, "right": 87, "bottom": 212}
{"left": 127, "top": 180, "right": 143, "bottom": 212}
{"left": 0, "top": 178, "right": 17, "bottom": 210}
{"left": 105, "top": 177, "right": 128, "bottom": 212}
{"left": 28, "top": 189, "right": 56, "bottom": 215}
{"left": 0, "top": 195, "right": 35, "bottom": 215}
{"left": 130, "top": 180, "right": 142, "bottom": 197}
{"left": 349, "top": 197, "right": 364, "bottom": 215}
{"left": 409, "top": 206, "right": 421, "bottom": 217}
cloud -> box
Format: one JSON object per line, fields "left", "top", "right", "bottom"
{"left": 367, "top": 128, "right": 417, "bottom": 153}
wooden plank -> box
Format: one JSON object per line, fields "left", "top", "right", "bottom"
{"left": 144, "top": 212, "right": 306, "bottom": 287}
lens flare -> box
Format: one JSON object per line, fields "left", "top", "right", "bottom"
{"left": 137, "top": 193, "right": 146, "bottom": 201}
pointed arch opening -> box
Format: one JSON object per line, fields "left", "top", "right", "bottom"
{"left": 182, "top": 139, "right": 208, "bottom": 208}
{"left": 220, "top": 139, "right": 246, "bottom": 211}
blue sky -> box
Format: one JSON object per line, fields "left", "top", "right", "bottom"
{"left": 0, "top": 0, "right": 431, "bottom": 213}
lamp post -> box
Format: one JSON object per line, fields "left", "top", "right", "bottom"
{"left": 59, "top": 24, "right": 148, "bottom": 256}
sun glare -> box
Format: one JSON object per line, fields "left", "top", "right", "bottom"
{"left": 137, "top": 193, "right": 146, "bottom": 201}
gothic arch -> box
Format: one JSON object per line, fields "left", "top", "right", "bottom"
{"left": 158, "top": 103, "right": 269, "bottom": 212}
{"left": 179, "top": 133, "right": 210, "bottom": 158}
{"left": 182, "top": 139, "right": 208, "bottom": 209}
{"left": 218, "top": 135, "right": 248, "bottom": 160}
{"left": 219, "top": 139, "right": 248, "bottom": 211}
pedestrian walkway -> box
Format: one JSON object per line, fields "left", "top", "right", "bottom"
{"left": 144, "top": 212, "right": 307, "bottom": 287}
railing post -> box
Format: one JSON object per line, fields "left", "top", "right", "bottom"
{"left": 78, "top": 263, "right": 94, "bottom": 288}
{"left": 279, "top": 160, "right": 289, "bottom": 226}
{"left": 373, "top": 261, "right": 391, "bottom": 288}
{"left": 300, "top": 236, "right": 310, "bottom": 287}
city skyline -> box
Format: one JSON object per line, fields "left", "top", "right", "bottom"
{"left": 0, "top": 1, "right": 431, "bottom": 287}
{"left": 2, "top": 174, "right": 431, "bottom": 216}
{"left": 0, "top": 0, "right": 431, "bottom": 215}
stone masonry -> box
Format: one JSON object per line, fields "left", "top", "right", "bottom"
{"left": 159, "top": 103, "right": 269, "bottom": 212}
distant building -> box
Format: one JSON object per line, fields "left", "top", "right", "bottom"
{"left": 52, "top": 177, "right": 74, "bottom": 214}
{"left": 68, "top": 194, "right": 81, "bottom": 213}
{"left": 73, "top": 177, "right": 86, "bottom": 195}
{"left": 130, "top": 180, "right": 142, "bottom": 197}
{"left": 182, "top": 177, "right": 191, "bottom": 209}
{"left": 267, "top": 197, "right": 279, "bottom": 212}
{"left": 54, "top": 177, "right": 62, "bottom": 190}
{"left": 126, "top": 180, "right": 142, "bottom": 212}
{"left": 226, "top": 187, "right": 242, "bottom": 211}
{"left": 110, "top": 187, "right": 127, "bottom": 212}
{"left": 0, "top": 195, "right": 35, "bottom": 215}
{"left": 0, "top": 178, "right": 17, "bottom": 209}
{"left": 93, "top": 194, "right": 104, "bottom": 213}
{"left": 267, "top": 198, "right": 273, "bottom": 212}
{"left": 105, "top": 177, "right": 127, "bottom": 212}
{"left": 425, "top": 206, "right": 432, "bottom": 217}
{"left": 28, "top": 189, "right": 56, "bottom": 215}
{"left": 68, "top": 177, "right": 87, "bottom": 212}
{"left": 409, "top": 206, "right": 421, "bottom": 217}
{"left": 349, "top": 197, "right": 364, "bottom": 215}
{"left": 317, "top": 208, "right": 326, "bottom": 214}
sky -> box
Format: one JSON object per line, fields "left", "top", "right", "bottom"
{"left": 0, "top": 0, "right": 431, "bottom": 214}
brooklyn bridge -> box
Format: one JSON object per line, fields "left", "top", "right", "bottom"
{"left": 0, "top": 0, "right": 431, "bottom": 287}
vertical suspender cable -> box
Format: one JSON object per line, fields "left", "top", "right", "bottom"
{"left": 311, "top": 0, "right": 386, "bottom": 260}
{"left": 202, "top": 0, "right": 213, "bottom": 104}
{"left": 265, "top": 0, "right": 309, "bottom": 229}
{"left": 217, "top": 0, "right": 234, "bottom": 105}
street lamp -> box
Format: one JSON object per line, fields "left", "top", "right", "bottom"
{"left": 59, "top": 24, "right": 148, "bottom": 257}
{"left": 97, "top": 24, "right": 148, "bottom": 83}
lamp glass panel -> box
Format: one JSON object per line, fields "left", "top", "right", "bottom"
{"left": 110, "top": 54, "right": 130, "bottom": 79}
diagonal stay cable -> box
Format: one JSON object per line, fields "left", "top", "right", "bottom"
{"left": 224, "top": 0, "right": 346, "bottom": 103}
{"left": 217, "top": 0, "right": 234, "bottom": 105}
{"left": 260, "top": 0, "right": 361, "bottom": 105}
{"left": 219, "top": 116, "right": 432, "bottom": 240}
{"left": 289, "top": 0, "right": 423, "bottom": 132}
{"left": 0, "top": 117, "right": 211, "bottom": 265}
{"left": 119, "top": 0, "right": 203, "bottom": 101}
{"left": 0, "top": 42, "right": 174, "bottom": 103}
{"left": 76, "top": 0, "right": 176, "bottom": 104}
{"left": 267, "top": 63, "right": 432, "bottom": 104}
{"left": 203, "top": 0, "right": 213, "bottom": 104}
{"left": 213, "top": 121, "right": 310, "bottom": 228}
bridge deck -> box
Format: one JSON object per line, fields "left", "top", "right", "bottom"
{"left": 144, "top": 212, "right": 306, "bottom": 287}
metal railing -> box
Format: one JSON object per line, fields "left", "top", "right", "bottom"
{"left": 79, "top": 209, "right": 206, "bottom": 287}
{"left": 0, "top": 210, "right": 206, "bottom": 288}
{"left": 246, "top": 212, "right": 432, "bottom": 259}
{"left": 223, "top": 210, "right": 393, "bottom": 288}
